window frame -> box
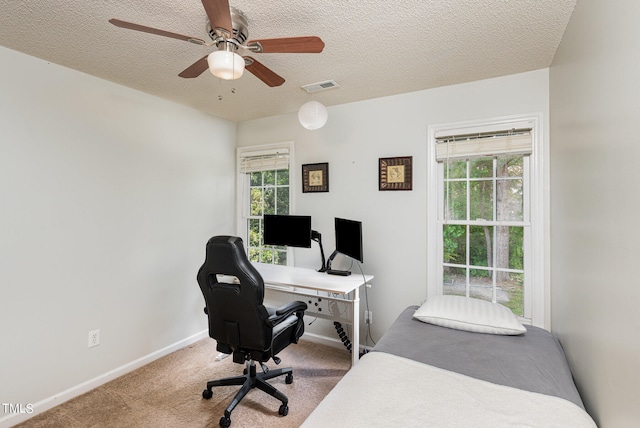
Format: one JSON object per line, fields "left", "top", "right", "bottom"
{"left": 236, "top": 142, "right": 296, "bottom": 265}
{"left": 427, "top": 114, "right": 546, "bottom": 327}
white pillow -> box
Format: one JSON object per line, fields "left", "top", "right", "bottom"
{"left": 413, "top": 295, "right": 526, "bottom": 335}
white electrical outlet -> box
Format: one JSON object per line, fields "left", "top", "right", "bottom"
{"left": 364, "top": 311, "right": 373, "bottom": 324}
{"left": 88, "top": 329, "right": 100, "bottom": 348}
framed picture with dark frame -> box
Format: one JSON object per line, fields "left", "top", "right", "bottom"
{"left": 379, "top": 156, "right": 413, "bottom": 191}
{"left": 302, "top": 162, "right": 329, "bottom": 193}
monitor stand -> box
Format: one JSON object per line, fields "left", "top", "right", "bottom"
{"left": 325, "top": 250, "right": 351, "bottom": 275}
{"left": 311, "top": 230, "right": 327, "bottom": 272}
{"left": 327, "top": 269, "right": 351, "bottom": 276}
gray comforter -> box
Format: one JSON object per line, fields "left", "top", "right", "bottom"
{"left": 372, "top": 305, "right": 585, "bottom": 409}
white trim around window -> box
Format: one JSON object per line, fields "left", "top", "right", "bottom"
{"left": 235, "top": 141, "right": 296, "bottom": 248}
{"left": 427, "top": 114, "right": 547, "bottom": 328}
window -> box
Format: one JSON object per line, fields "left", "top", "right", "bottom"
{"left": 427, "top": 115, "right": 545, "bottom": 326}
{"left": 237, "top": 143, "right": 294, "bottom": 265}
{"left": 441, "top": 153, "right": 528, "bottom": 317}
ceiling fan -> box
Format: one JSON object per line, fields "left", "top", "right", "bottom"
{"left": 109, "top": 0, "right": 325, "bottom": 87}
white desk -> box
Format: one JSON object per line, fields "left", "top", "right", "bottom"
{"left": 253, "top": 262, "right": 373, "bottom": 366}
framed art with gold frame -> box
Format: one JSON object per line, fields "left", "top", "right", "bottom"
{"left": 302, "top": 162, "right": 329, "bottom": 193}
{"left": 379, "top": 156, "right": 412, "bottom": 191}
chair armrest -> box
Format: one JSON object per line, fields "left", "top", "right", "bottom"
{"left": 268, "top": 301, "right": 307, "bottom": 326}
{"left": 276, "top": 301, "right": 307, "bottom": 316}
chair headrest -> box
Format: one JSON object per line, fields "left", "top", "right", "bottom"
{"left": 201, "top": 235, "right": 263, "bottom": 288}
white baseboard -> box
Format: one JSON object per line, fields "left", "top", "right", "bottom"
{"left": 0, "top": 330, "right": 208, "bottom": 428}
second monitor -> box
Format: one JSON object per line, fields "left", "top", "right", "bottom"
{"left": 327, "top": 217, "right": 363, "bottom": 276}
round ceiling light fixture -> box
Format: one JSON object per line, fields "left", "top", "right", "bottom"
{"left": 298, "top": 100, "right": 328, "bottom": 130}
{"left": 207, "top": 50, "right": 245, "bottom": 80}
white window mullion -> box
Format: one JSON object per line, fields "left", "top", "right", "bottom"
{"left": 522, "top": 155, "right": 532, "bottom": 320}
{"left": 492, "top": 158, "right": 497, "bottom": 303}
{"left": 492, "top": 226, "right": 497, "bottom": 303}
{"left": 465, "top": 224, "right": 470, "bottom": 298}
{"left": 465, "top": 161, "right": 471, "bottom": 298}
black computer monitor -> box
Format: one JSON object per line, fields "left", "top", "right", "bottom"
{"left": 263, "top": 214, "right": 312, "bottom": 248}
{"left": 334, "top": 217, "right": 363, "bottom": 263}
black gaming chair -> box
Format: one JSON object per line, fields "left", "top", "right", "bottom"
{"left": 196, "top": 235, "right": 307, "bottom": 428}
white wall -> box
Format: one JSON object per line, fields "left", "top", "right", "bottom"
{"left": 237, "top": 69, "right": 550, "bottom": 342}
{"left": 550, "top": 1, "right": 640, "bottom": 426}
{"left": 0, "top": 47, "right": 236, "bottom": 418}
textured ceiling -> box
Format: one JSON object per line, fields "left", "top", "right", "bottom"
{"left": 0, "top": 0, "right": 576, "bottom": 122}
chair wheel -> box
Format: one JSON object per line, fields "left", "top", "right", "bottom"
{"left": 285, "top": 373, "right": 293, "bottom": 384}
{"left": 219, "top": 416, "right": 231, "bottom": 427}
{"left": 278, "top": 404, "right": 289, "bottom": 416}
{"left": 202, "top": 389, "right": 213, "bottom": 399}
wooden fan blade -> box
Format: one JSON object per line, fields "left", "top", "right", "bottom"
{"left": 109, "top": 19, "right": 207, "bottom": 44}
{"left": 179, "top": 56, "right": 210, "bottom": 78}
{"left": 247, "top": 36, "right": 325, "bottom": 53}
{"left": 201, "top": 0, "right": 233, "bottom": 37}
{"left": 245, "top": 57, "right": 285, "bottom": 87}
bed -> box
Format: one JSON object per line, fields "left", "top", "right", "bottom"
{"left": 302, "top": 298, "right": 596, "bottom": 427}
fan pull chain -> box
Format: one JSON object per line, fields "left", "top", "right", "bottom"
{"left": 217, "top": 88, "right": 237, "bottom": 101}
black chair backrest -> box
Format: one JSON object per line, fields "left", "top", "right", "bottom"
{"left": 197, "top": 236, "right": 271, "bottom": 353}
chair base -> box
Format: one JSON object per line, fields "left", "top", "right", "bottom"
{"left": 202, "top": 360, "right": 293, "bottom": 427}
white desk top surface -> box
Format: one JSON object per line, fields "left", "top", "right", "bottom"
{"left": 253, "top": 262, "right": 373, "bottom": 295}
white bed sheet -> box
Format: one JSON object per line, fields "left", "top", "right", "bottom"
{"left": 302, "top": 351, "right": 596, "bottom": 428}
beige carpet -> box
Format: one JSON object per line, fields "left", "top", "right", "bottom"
{"left": 15, "top": 339, "right": 351, "bottom": 428}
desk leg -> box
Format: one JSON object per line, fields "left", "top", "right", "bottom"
{"left": 351, "top": 287, "right": 360, "bottom": 366}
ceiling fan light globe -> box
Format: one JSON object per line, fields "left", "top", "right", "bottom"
{"left": 298, "top": 101, "right": 328, "bottom": 130}
{"left": 207, "top": 51, "right": 245, "bottom": 80}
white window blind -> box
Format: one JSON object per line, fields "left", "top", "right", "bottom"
{"left": 435, "top": 129, "right": 532, "bottom": 161}
{"left": 239, "top": 148, "right": 290, "bottom": 173}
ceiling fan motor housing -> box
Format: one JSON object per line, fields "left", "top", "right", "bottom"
{"left": 207, "top": 6, "right": 248, "bottom": 49}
